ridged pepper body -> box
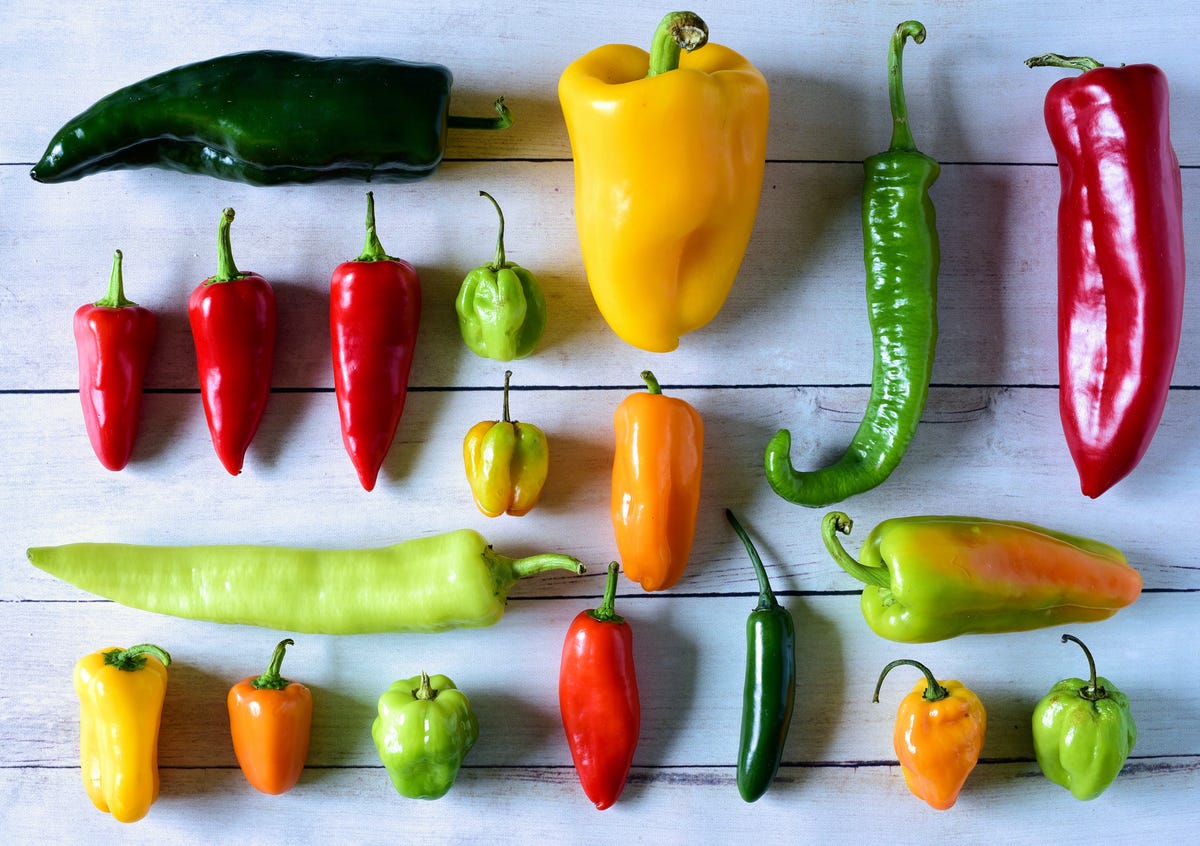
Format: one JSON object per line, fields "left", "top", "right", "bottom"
{"left": 463, "top": 371, "right": 548, "bottom": 517}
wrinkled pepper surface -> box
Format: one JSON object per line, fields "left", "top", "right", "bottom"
{"left": 74, "top": 643, "right": 171, "bottom": 823}
{"left": 559, "top": 11, "right": 769, "bottom": 352}
{"left": 228, "top": 638, "right": 312, "bottom": 795}
{"left": 463, "top": 370, "right": 549, "bottom": 517}
{"left": 372, "top": 671, "right": 479, "bottom": 799}
{"left": 822, "top": 512, "right": 1142, "bottom": 642}
{"left": 1033, "top": 634, "right": 1136, "bottom": 800}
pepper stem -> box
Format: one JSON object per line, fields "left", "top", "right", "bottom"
{"left": 873, "top": 658, "right": 949, "bottom": 703}
{"left": 505, "top": 552, "right": 586, "bottom": 580}
{"left": 480, "top": 191, "right": 508, "bottom": 269}
{"left": 414, "top": 671, "right": 438, "bottom": 701}
{"left": 589, "top": 562, "right": 625, "bottom": 624}
{"left": 1061, "top": 633, "right": 1109, "bottom": 701}
{"left": 356, "top": 191, "right": 395, "bottom": 262}
{"left": 447, "top": 97, "right": 514, "bottom": 130}
{"left": 646, "top": 11, "right": 709, "bottom": 77}
{"left": 208, "top": 207, "right": 245, "bottom": 284}
{"left": 641, "top": 370, "right": 663, "bottom": 396}
{"left": 95, "top": 249, "right": 134, "bottom": 308}
{"left": 102, "top": 643, "right": 172, "bottom": 672}
{"left": 821, "top": 512, "right": 891, "bottom": 590}
{"left": 887, "top": 21, "right": 927, "bottom": 152}
{"left": 1024, "top": 53, "right": 1105, "bottom": 73}
{"left": 251, "top": 638, "right": 295, "bottom": 690}
{"left": 726, "top": 509, "right": 778, "bottom": 611}
{"left": 501, "top": 370, "right": 513, "bottom": 423}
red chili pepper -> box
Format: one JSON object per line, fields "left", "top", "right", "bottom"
{"left": 330, "top": 192, "right": 422, "bottom": 491}
{"left": 188, "top": 207, "right": 277, "bottom": 476}
{"left": 559, "top": 561, "right": 640, "bottom": 810}
{"left": 73, "top": 249, "right": 157, "bottom": 470}
{"left": 1027, "top": 54, "right": 1186, "bottom": 498}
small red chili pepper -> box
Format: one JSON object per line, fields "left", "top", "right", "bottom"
{"left": 330, "top": 192, "right": 422, "bottom": 491}
{"left": 559, "top": 561, "right": 641, "bottom": 810}
{"left": 188, "top": 207, "right": 277, "bottom": 476}
{"left": 73, "top": 249, "right": 157, "bottom": 470}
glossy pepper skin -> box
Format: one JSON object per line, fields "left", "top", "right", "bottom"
{"left": 30, "top": 51, "right": 512, "bottom": 185}
{"left": 456, "top": 191, "right": 547, "bottom": 361}
{"left": 74, "top": 249, "right": 157, "bottom": 471}
{"left": 372, "top": 671, "right": 479, "bottom": 799}
{"left": 28, "top": 529, "right": 584, "bottom": 635}
{"left": 228, "top": 638, "right": 312, "bottom": 795}
{"left": 873, "top": 658, "right": 986, "bottom": 810}
{"left": 766, "top": 21, "right": 938, "bottom": 508}
{"left": 822, "top": 512, "right": 1142, "bottom": 643}
{"left": 189, "top": 207, "right": 276, "bottom": 476}
{"left": 331, "top": 192, "right": 421, "bottom": 491}
{"left": 727, "top": 510, "right": 795, "bottom": 803}
{"left": 611, "top": 370, "right": 704, "bottom": 592}
{"left": 559, "top": 11, "right": 769, "bottom": 352}
{"left": 1026, "top": 54, "right": 1185, "bottom": 498}
{"left": 1033, "top": 634, "right": 1136, "bottom": 800}
{"left": 560, "top": 562, "right": 641, "bottom": 810}
{"left": 463, "top": 370, "right": 549, "bottom": 517}
{"left": 74, "top": 643, "right": 171, "bottom": 823}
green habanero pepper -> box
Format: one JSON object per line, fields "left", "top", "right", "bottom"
{"left": 372, "top": 671, "right": 479, "bottom": 800}
{"left": 1033, "top": 634, "right": 1136, "bottom": 800}
{"left": 764, "top": 21, "right": 938, "bottom": 507}
{"left": 455, "top": 191, "right": 547, "bottom": 361}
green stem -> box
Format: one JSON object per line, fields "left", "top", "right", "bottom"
{"left": 479, "top": 190, "right": 508, "bottom": 269}
{"left": 1024, "top": 53, "right": 1105, "bottom": 73}
{"left": 356, "top": 191, "right": 394, "bottom": 262}
{"left": 414, "top": 671, "right": 438, "bottom": 701}
{"left": 589, "top": 562, "right": 624, "bottom": 624}
{"left": 821, "top": 512, "right": 890, "bottom": 590}
{"left": 646, "top": 11, "right": 708, "bottom": 77}
{"left": 1062, "top": 633, "right": 1109, "bottom": 701}
{"left": 447, "top": 97, "right": 514, "bottom": 130}
{"left": 251, "top": 638, "right": 295, "bottom": 690}
{"left": 505, "top": 551, "right": 587, "bottom": 580}
{"left": 887, "top": 20, "right": 927, "bottom": 152}
{"left": 641, "top": 370, "right": 663, "bottom": 396}
{"left": 95, "top": 249, "right": 134, "bottom": 308}
{"left": 501, "top": 370, "right": 513, "bottom": 423}
{"left": 208, "top": 207, "right": 245, "bottom": 284}
{"left": 726, "top": 509, "right": 777, "bottom": 610}
{"left": 103, "top": 643, "right": 172, "bottom": 672}
{"left": 873, "top": 658, "right": 948, "bottom": 703}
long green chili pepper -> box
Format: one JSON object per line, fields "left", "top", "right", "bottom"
{"left": 726, "top": 509, "right": 796, "bottom": 802}
{"left": 27, "top": 529, "right": 584, "bottom": 634}
{"left": 763, "top": 20, "right": 939, "bottom": 508}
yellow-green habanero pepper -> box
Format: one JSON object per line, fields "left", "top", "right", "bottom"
{"left": 1033, "top": 634, "right": 1136, "bottom": 800}
{"left": 463, "top": 370, "right": 549, "bottom": 517}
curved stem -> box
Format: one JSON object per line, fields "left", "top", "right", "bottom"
{"left": 1062, "top": 633, "right": 1108, "bottom": 701}
{"left": 1024, "top": 53, "right": 1104, "bottom": 73}
{"left": 726, "top": 509, "right": 777, "bottom": 610}
{"left": 479, "top": 190, "right": 508, "bottom": 269}
{"left": 447, "top": 97, "right": 513, "bottom": 130}
{"left": 589, "top": 562, "right": 624, "bottom": 623}
{"left": 356, "top": 191, "right": 394, "bottom": 262}
{"left": 887, "top": 20, "right": 927, "bottom": 152}
{"left": 646, "top": 11, "right": 708, "bottom": 77}
{"left": 251, "top": 638, "right": 295, "bottom": 690}
{"left": 501, "top": 370, "right": 513, "bottom": 423}
{"left": 507, "top": 552, "right": 586, "bottom": 580}
{"left": 95, "top": 249, "right": 133, "bottom": 308}
{"left": 414, "top": 671, "right": 438, "bottom": 701}
{"left": 103, "top": 643, "right": 172, "bottom": 672}
{"left": 641, "top": 370, "right": 663, "bottom": 396}
{"left": 209, "top": 207, "right": 244, "bottom": 284}
{"left": 873, "top": 658, "right": 948, "bottom": 703}
{"left": 821, "top": 512, "right": 890, "bottom": 589}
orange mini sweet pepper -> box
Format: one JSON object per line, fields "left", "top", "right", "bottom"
{"left": 611, "top": 370, "right": 703, "bottom": 591}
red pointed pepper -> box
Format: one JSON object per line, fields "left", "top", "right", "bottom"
{"left": 1027, "top": 54, "right": 1186, "bottom": 498}
{"left": 559, "top": 561, "right": 640, "bottom": 810}
{"left": 330, "top": 192, "right": 422, "bottom": 491}
{"left": 188, "top": 207, "right": 277, "bottom": 476}
{"left": 74, "top": 249, "right": 157, "bottom": 470}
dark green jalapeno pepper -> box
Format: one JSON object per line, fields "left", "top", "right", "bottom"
{"left": 726, "top": 509, "right": 796, "bottom": 802}
{"left": 30, "top": 50, "right": 512, "bottom": 185}
{"left": 764, "top": 21, "right": 939, "bottom": 507}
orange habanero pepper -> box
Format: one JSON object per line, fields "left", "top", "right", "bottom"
{"left": 611, "top": 370, "right": 703, "bottom": 592}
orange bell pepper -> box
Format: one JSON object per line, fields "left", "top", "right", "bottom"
{"left": 611, "top": 370, "right": 703, "bottom": 591}
{"left": 227, "top": 638, "right": 312, "bottom": 795}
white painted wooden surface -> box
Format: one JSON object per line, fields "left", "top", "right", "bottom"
{"left": 2, "top": 1, "right": 1197, "bottom": 842}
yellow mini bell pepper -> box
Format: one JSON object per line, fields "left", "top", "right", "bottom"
{"left": 73, "top": 643, "right": 171, "bottom": 823}
{"left": 463, "top": 370, "right": 549, "bottom": 517}
{"left": 558, "top": 11, "right": 769, "bottom": 353}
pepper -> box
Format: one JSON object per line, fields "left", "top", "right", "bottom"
{"left": 73, "top": 249, "right": 157, "bottom": 471}
{"left": 74, "top": 643, "right": 171, "bottom": 823}
{"left": 1026, "top": 54, "right": 1186, "bottom": 498}
{"left": 28, "top": 528, "right": 584, "bottom": 634}
{"left": 331, "top": 192, "right": 421, "bottom": 491}
{"left": 455, "top": 191, "right": 547, "bottom": 361}
{"left": 726, "top": 510, "right": 795, "bottom": 803}
{"left": 227, "top": 638, "right": 312, "bottom": 795}
{"left": 558, "top": 11, "right": 769, "bottom": 352}
{"left": 189, "top": 207, "right": 276, "bottom": 476}
{"left": 764, "top": 21, "right": 939, "bottom": 508}
{"left": 30, "top": 50, "right": 512, "bottom": 185}
{"left": 873, "top": 658, "right": 986, "bottom": 811}
{"left": 372, "top": 671, "right": 479, "bottom": 799}
{"left": 822, "top": 512, "right": 1142, "bottom": 643}
{"left": 463, "top": 370, "right": 549, "bottom": 517}
{"left": 1032, "top": 634, "right": 1136, "bottom": 800}
{"left": 559, "top": 562, "right": 640, "bottom": 810}
{"left": 611, "top": 370, "right": 704, "bottom": 592}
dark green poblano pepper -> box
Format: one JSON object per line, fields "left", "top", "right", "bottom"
{"left": 372, "top": 671, "right": 479, "bottom": 799}
{"left": 1032, "top": 634, "right": 1136, "bottom": 800}
{"left": 455, "top": 191, "right": 547, "bottom": 361}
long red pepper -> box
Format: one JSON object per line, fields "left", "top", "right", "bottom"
{"left": 188, "top": 208, "right": 277, "bottom": 476}
{"left": 1027, "top": 54, "right": 1186, "bottom": 498}
{"left": 330, "top": 192, "right": 422, "bottom": 491}
{"left": 559, "top": 561, "right": 640, "bottom": 810}
{"left": 74, "top": 249, "right": 157, "bottom": 470}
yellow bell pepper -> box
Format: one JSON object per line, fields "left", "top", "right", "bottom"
{"left": 73, "top": 643, "right": 171, "bottom": 823}
{"left": 463, "top": 370, "right": 549, "bottom": 517}
{"left": 558, "top": 11, "right": 769, "bottom": 353}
